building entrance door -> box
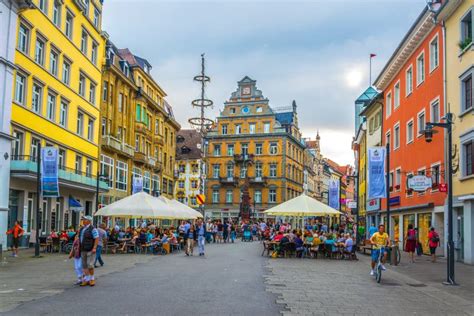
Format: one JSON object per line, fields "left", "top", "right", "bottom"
{"left": 7, "top": 190, "right": 20, "bottom": 247}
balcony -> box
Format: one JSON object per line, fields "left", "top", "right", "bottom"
{"left": 10, "top": 155, "right": 108, "bottom": 192}
{"left": 134, "top": 151, "right": 146, "bottom": 164}
{"left": 249, "top": 176, "right": 266, "bottom": 186}
{"left": 220, "top": 176, "right": 238, "bottom": 186}
{"left": 102, "top": 135, "right": 135, "bottom": 158}
{"left": 135, "top": 121, "right": 147, "bottom": 134}
{"left": 147, "top": 156, "right": 156, "bottom": 167}
{"left": 153, "top": 133, "right": 164, "bottom": 145}
{"left": 234, "top": 154, "right": 254, "bottom": 163}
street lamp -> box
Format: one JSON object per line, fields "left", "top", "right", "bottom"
{"left": 420, "top": 112, "right": 455, "bottom": 285}
{"left": 346, "top": 174, "right": 359, "bottom": 246}
{"left": 95, "top": 173, "right": 108, "bottom": 214}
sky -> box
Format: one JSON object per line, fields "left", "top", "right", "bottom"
{"left": 103, "top": 0, "right": 426, "bottom": 166}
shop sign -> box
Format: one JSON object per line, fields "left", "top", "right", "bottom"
{"left": 407, "top": 175, "right": 432, "bottom": 192}
{"left": 347, "top": 201, "right": 357, "bottom": 209}
{"left": 389, "top": 196, "right": 400, "bottom": 206}
{"left": 367, "top": 198, "right": 380, "bottom": 212}
{"left": 439, "top": 183, "right": 447, "bottom": 192}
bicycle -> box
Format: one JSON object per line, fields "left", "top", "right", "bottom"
{"left": 373, "top": 246, "right": 386, "bottom": 283}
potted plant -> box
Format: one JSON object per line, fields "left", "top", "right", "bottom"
{"left": 395, "top": 184, "right": 401, "bottom": 190}
{"left": 459, "top": 37, "right": 472, "bottom": 51}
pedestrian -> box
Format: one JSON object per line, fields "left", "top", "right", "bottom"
{"left": 196, "top": 219, "right": 206, "bottom": 256}
{"left": 69, "top": 233, "right": 83, "bottom": 285}
{"left": 405, "top": 224, "right": 417, "bottom": 263}
{"left": 223, "top": 221, "right": 229, "bottom": 243}
{"left": 6, "top": 221, "right": 24, "bottom": 257}
{"left": 368, "top": 223, "right": 378, "bottom": 237}
{"left": 94, "top": 223, "right": 107, "bottom": 268}
{"left": 428, "top": 227, "right": 440, "bottom": 263}
{"left": 230, "top": 223, "right": 236, "bottom": 243}
{"left": 185, "top": 224, "right": 196, "bottom": 256}
{"left": 78, "top": 215, "right": 99, "bottom": 286}
{"left": 205, "top": 220, "right": 213, "bottom": 243}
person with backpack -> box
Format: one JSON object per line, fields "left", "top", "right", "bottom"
{"left": 405, "top": 224, "right": 417, "bottom": 263}
{"left": 78, "top": 215, "right": 99, "bottom": 286}
{"left": 428, "top": 227, "right": 440, "bottom": 263}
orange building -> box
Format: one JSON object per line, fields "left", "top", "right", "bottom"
{"left": 374, "top": 7, "right": 446, "bottom": 253}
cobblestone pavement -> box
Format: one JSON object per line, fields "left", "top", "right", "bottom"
{"left": 264, "top": 254, "right": 473, "bottom": 316}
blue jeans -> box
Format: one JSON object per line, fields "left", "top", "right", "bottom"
{"left": 230, "top": 231, "right": 236, "bottom": 243}
{"left": 94, "top": 245, "right": 104, "bottom": 266}
{"left": 198, "top": 235, "right": 205, "bottom": 254}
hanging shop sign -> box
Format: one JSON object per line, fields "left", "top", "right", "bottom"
{"left": 407, "top": 175, "right": 432, "bottom": 192}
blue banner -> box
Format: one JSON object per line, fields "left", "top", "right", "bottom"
{"left": 132, "top": 176, "right": 143, "bottom": 194}
{"left": 368, "top": 147, "right": 386, "bottom": 199}
{"left": 328, "top": 179, "right": 340, "bottom": 210}
{"left": 41, "top": 147, "right": 59, "bottom": 197}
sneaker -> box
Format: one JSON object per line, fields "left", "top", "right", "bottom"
{"left": 370, "top": 270, "right": 374, "bottom": 276}
{"left": 80, "top": 281, "right": 89, "bottom": 286}
{"left": 381, "top": 265, "right": 387, "bottom": 271}
{"left": 74, "top": 280, "right": 82, "bottom": 285}
{"left": 89, "top": 279, "right": 95, "bottom": 287}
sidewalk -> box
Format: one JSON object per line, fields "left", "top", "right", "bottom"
{"left": 387, "top": 251, "right": 474, "bottom": 302}
{"left": 0, "top": 248, "right": 155, "bottom": 313}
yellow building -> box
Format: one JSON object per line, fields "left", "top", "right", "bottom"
{"left": 9, "top": 0, "right": 107, "bottom": 234}
{"left": 205, "top": 77, "right": 306, "bottom": 221}
{"left": 353, "top": 123, "right": 367, "bottom": 229}
{"left": 438, "top": 1, "right": 474, "bottom": 264}
{"left": 99, "top": 45, "right": 181, "bottom": 204}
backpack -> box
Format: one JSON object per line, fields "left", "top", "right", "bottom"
{"left": 431, "top": 233, "right": 440, "bottom": 243}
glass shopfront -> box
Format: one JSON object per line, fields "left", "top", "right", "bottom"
{"left": 418, "top": 213, "right": 432, "bottom": 255}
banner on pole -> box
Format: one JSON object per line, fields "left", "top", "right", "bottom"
{"left": 368, "top": 147, "right": 386, "bottom": 199}
{"left": 132, "top": 176, "right": 143, "bottom": 194}
{"left": 328, "top": 179, "right": 340, "bottom": 210}
{"left": 41, "top": 147, "right": 59, "bottom": 197}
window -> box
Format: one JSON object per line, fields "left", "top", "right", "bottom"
{"left": 249, "top": 123, "right": 256, "bottom": 134}
{"left": 79, "top": 75, "right": 85, "bottom": 96}
{"left": 394, "top": 82, "right": 400, "bottom": 109}
{"left": 226, "top": 164, "right": 234, "bottom": 178}
{"left": 39, "top": 0, "right": 47, "bottom": 13}
{"left": 93, "top": 8, "right": 100, "bottom": 28}
{"left": 212, "top": 164, "right": 220, "bottom": 178}
{"left": 118, "top": 93, "right": 123, "bottom": 112}
{"left": 59, "top": 100, "right": 68, "bottom": 127}
{"left": 81, "top": 29, "right": 88, "bottom": 54}
{"left": 65, "top": 11, "right": 73, "bottom": 39}
{"left": 77, "top": 112, "right": 84, "bottom": 136}
{"left": 115, "top": 160, "right": 128, "bottom": 191}
{"left": 101, "top": 118, "right": 107, "bottom": 136}
{"left": 461, "top": 73, "right": 472, "bottom": 112}
{"left": 461, "top": 10, "right": 473, "bottom": 47}
{"left": 18, "top": 23, "right": 29, "bottom": 53}
{"left": 211, "top": 189, "right": 220, "bottom": 203}
{"left": 431, "top": 99, "right": 440, "bottom": 123}
{"left": 240, "top": 165, "right": 247, "bottom": 178}
{"left": 269, "top": 163, "right": 277, "bottom": 177}
{"left": 254, "top": 190, "right": 262, "bottom": 203}
{"left": 417, "top": 111, "right": 425, "bottom": 137}
{"left": 255, "top": 143, "right": 263, "bottom": 155}
{"left": 221, "top": 125, "right": 228, "bottom": 135}
{"left": 429, "top": 36, "right": 439, "bottom": 71}
{"left": 269, "top": 189, "right": 277, "bottom": 203}
{"left": 86, "top": 160, "right": 92, "bottom": 177}
{"left": 15, "top": 74, "right": 26, "bottom": 104}
{"left": 226, "top": 190, "right": 233, "bottom": 203}
{"left": 264, "top": 123, "right": 270, "bottom": 133}
{"left": 385, "top": 92, "right": 392, "bottom": 117}
{"left": 406, "top": 66, "right": 413, "bottom": 96}
{"left": 46, "top": 93, "right": 56, "bottom": 121}
{"left": 83, "top": 0, "right": 90, "bottom": 15}
{"left": 89, "top": 83, "right": 96, "bottom": 104}
{"left": 386, "top": 131, "right": 391, "bottom": 147}
{"left": 241, "top": 144, "right": 248, "bottom": 155}
{"left": 395, "top": 168, "right": 401, "bottom": 191}
{"left": 58, "top": 148, "right": 65, "bottom": 169}
{"left": 256, "top": 106, "right": 262, "bottom": 113}
{"left": 87, "top": 118, "right": 94, "bottom": 141}
{"left": 100, "top": 154, "right": 114, "bottom": 188}
{"left": 235, "top": 124, "right": 241, "bottom": 135}
{"left": 52, "top": 1, "right": 61, "bottom": 26}
{"left": 213, "top": 144, "right": 221, "bottom": 156}
{"left": 416, "top": 52, "right": 425, "bottom": 85}
{"left": 31, "top": 83, "right": 42, "bottom": 113}
{"left": 406, "top": 172, "right": 414, "bottom": 196}
{"left": 406, "top": 119, "right": 414, "bottom": 144}
{"left": 11, "top": 131, "right": 24, "bottom": 157}
{"left": 50, "top": 50, "right": 58, "bottom": 76}
{"left": 143, "top": 171, "right": 151, "bottom": 193}
{"left": 91, "top": 42, "right": 98, "bottom": 64}
{"left": 463, "top": 140, "right": 473, "bottom": 176}
{"left": 394, "top": 123, "right": 400, "bottom": 149}
{"left": 269, "top": 143, "right": 278, "bottom": 155}
{"left": 227, "top": 144, "right": 234, "bottom": 156}
{"left": 75, "top": 155, "right": 83, "bottom": 174}
{"left": 102, "top": 82, "right": 108, "bottom": 102}
{"left": 230, "top": 108, "right": 236, "bottom": 114}
{"left": 255, "top": 162, "right": 263, "bottom": 178}
{"left": 62, "top": 60, "right": 70, "bottom": 85}
{"left": 35, "top": 37, "right": 45, "bottom": 65}
{"left": 30, "top": 138, "right": 40, "bottom": 162}
{"left": 191, "top": 180, "right": 198, "bottom": 189}
{"left": 152, "top": 174, "right": 159, "bottom": 193}
{"left": 431, "top": 164, "right": 440, "bottom": 188}
{"left": 190, "top": 197, "right": 197, "bottom": 205}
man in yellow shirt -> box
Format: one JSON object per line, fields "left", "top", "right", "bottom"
{"left": 369, "top": 224, "right": 390, "bottom": 275}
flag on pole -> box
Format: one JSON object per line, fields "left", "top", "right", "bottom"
{"left": 370, "top": 53, "right": 377, "bottom": 58}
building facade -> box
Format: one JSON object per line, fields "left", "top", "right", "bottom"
{"left": 99, "top": 44, "right": 180, "bottom": 206}
{"left": 9, "top": 0, "right": 107, "bottom": 238}
{"left": 438, "top": 0, "right": 474, "bottom": 264}
{"left": 205, "top": 76, "right": 306, "bottom": 221}
{"left": 353, "top": 122, "right": 367, "bottom": 232}
{"left": 374, "top": 7, "right": 446, "bottom": 253}
{"left": 175, "top": 129, "right": 202, "bottom": 209}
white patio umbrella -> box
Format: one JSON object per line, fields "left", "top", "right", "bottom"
{"left": 94, "top": 192, "right": 185, "bottom": 219}
{"left": 156, "top": 196, "right": 203, "bottom": 219}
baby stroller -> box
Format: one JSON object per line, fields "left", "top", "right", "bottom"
{"left": 242, "top": 229, "right": 252, "bottom": 242}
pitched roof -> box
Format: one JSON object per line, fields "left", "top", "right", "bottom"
{"left": 275, "top": 112, "right": 293, "bottom": 125}
{"left": 117, "top": 48, "right": 152, "bottom": 70}
{"left": 305, "top": 140, "right": 317, "bottom": 149}
{"left": 176, "top": 129, "right": 202, "bottom": 160}
{"left": 355, "top": 86, "right": 378, "bottom": 102}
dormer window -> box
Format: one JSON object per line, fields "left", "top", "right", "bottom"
{"left": 230, "top": 108, "right": 236, "bottom": 114}
{"left": 181, "top": 146, "right": 191, "bottom": 154}
{"left": 120, "top": 61, "right": 129, "bottom": 76}
{"left": 177, "top": 135, "right": 185, "bottom": 143}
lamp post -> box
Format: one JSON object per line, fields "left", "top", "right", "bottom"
{"left": 346, "top": 174, "right": 359, "bottom": 246}
{"left": 421, "top": 112, "right": 455, "bottom": 285}
{"left": 95, "top": 173, "right": 108, "bottom": 213}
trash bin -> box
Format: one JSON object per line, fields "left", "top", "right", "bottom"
{"left": 390, "top": 244, "right": 399, "bottom": 265}
{"left": 20, "top": 234, "right": 30, "bottom": 248}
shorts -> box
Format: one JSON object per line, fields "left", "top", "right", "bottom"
{"left": 81, "top": 251, "right": 94, "bottom": 269}
{"left": 429, "top": 247, "right": 437, "bottom": 255}
{"left": 12, "top": 237, "right": 20, "bottom": 248}
{"left": 371, "top": 248, "right": 388, "bottom": 262}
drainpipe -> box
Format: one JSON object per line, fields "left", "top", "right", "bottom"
{"left": 441, "top": 20, "right": 449, "bottom": 259}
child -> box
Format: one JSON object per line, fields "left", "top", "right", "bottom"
{"left": 68, "top": 234, "right": 83, "bottom": 285}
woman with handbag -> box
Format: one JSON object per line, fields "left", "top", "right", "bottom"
{"left": 405, "top": 224, "right": 417, "bottom": 263}
{"left": 428, "top": 227, "right": 440, "bottom": 263}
